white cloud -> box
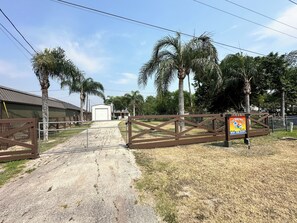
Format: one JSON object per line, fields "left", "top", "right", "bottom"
{"left": 35, "top": 29, "right": 111, "bottom": 74}
{"left": 220, "top": 24, "right": 239, "bottom": 35}
{"left": 0, "top": 60, "right": 31, "bottom": 79}
{"left": 110, "top": 72, "right": 138, "bottom": 85}
{"left": 251, "top": 5, "right": 297, "bottom": 50}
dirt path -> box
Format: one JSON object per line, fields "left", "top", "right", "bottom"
{"left": 0, "top": 121, "right": 158, "bottom": 223}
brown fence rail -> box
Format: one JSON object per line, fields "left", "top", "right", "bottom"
{"left": 127, "top": 113, "right": 270, "bottom": 149}
{"left": 0, "top": 118, "right": 39, "bottom": 162}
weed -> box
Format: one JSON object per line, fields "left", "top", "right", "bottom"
{"left": 25, "top": 167, "right": 36, "bottom": 174}
{"left": 133, "top": 133, "right": 297, "bottom": 223}
{"left": 61, "top": 204, "right": 68, "bottom": 209}
{"left": 0, "top": 160, "right": 25, "bottom": 187}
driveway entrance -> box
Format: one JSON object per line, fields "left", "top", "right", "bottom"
{"left": 0, "top": 120, "right": 158, "bottom": 223}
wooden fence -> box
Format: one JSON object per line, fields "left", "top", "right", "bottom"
{"left": 127, "top": 113, "right": 270, "bottom": 149}
{"left": 0, "top": 118, "right": 39, "bottom": 162}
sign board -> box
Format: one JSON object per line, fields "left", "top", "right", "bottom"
{"left": 229, "top": 116, "right": 247, "bottom": 135}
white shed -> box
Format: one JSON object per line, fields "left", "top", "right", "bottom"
{"left": 92, "top": 104, "right": 112, "bottom": 121}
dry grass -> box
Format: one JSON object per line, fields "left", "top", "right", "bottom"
{"left": 134, "top": 134, "right": 297, "bottom": 223}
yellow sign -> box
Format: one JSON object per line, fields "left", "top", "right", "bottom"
{"left": 230, "top": 116, "right": 246, "bottom": 135}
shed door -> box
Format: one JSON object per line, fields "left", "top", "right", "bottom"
{"left": 95, "top": 108, "right": 108, "bottom": 120}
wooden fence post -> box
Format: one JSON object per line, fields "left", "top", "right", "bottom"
{"left": 224, "top": 114, "right": 231, "bottom": 147}
{"left": 212, "top": 118, "right": 216, "bottom": 136}
{"left": 175, "top": 117, "right": 179, "bottom": 141}
{"left": 127, "top": 117, "right": 132, "bottom": 148}
{"left": 244, "top": 114, "right": 251, "bottom": 148}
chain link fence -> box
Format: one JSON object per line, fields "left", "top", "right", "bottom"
{"left": 269, "top": 116, "right": 297, "bottom": 132}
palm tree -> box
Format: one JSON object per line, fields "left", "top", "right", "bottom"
{"left": 138, "top": 33, "right": 220, "bottom": 119}
{"left": 220, "top": 53, "right": 257, "bottom": 113}
{"left": 32, "top": 47, "right": 74, "bottom": 141}
{"left": 61, "top": 69, "right": 105, "bottom": 121}
{"left": 124, "top": 90, "right": 144, "bottom": 116}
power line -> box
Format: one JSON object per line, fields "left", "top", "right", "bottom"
{"left": 193, "top": 0, "right": 297, "bottom": 40}
{"left": 0, "top": 22, "right": 33, "bottom": 56}
{"left": 28, "top": 88, "right": 156, "bottom": 94}
{"left": 289, "top": 0, "right": 297, "bottom": 5}
{"left": 0, "top": 8, "right": 37, "bottom": 53}
{"left": 225, "top": 0, "right": 297, "bottom": 31}
{"left": 50, "top": 0, "right": 265, "bottom": 56}
{"left": 0, "top": 26, "right": 31, "bottom": 60}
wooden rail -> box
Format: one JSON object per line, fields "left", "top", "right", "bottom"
{"left": 0, "top": 118, "right": 39, "bottom": 162}
{"left": 127, "top": 113, "right": 270, "bottom": 149}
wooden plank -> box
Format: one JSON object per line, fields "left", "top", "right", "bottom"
{"left": 131, "top": 114, "right": 222, "bottom": 120}
{"left": 0, "top": 137, "right": 34, "bottom": 149}
{"left": 0, "top": 123, "right": 32, "bottom": 138}
{"left": 131, "top": 118, "right": 178, "bottom": 140}
{"left": 0, "top": 154, "right": 37, "bottom": 162}
{"left": 130, "top": 135, "right": 226, "bottom": 149}
{"left": 131, "top": 120, "right": 176, "bottom": 136}
{"left": 0, "top": 149, "right": 33, "bottom": 156}
{"left": 251, "top": 118, "right": 269, "bottom": 128}
{"left": 131, "top": 132, "right": 226, "bottom": 144}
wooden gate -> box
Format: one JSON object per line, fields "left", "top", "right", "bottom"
{"left": 127, "top": 113, "right": 269, "bottom": 149}
{"left": 0, "top": 118, "right": 39, "bottom": 162}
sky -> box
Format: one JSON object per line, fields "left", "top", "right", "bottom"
{"left": 0, "top": 0, "right": 297, "bottom": 108}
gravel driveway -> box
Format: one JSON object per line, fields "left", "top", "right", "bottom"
{"left": 0, "top": 120, "right": 158, "bottom": 223}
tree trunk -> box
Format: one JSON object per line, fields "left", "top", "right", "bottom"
{"left": 178, "top": 78, "right": 185, "bottom": 131}
{"left": 80, "top": 92, "right": 85, "bottom": 122}
{"left": 245, "top": 94, "right": 250, "bottom": 113}
{"left": 133, "top": 102, "right": 136, "bottom": 116}
{"left": 42, "top": 88, "right": 49, "bottom": 141}
{"left": 86, "top": 94, "right": 88, "bottom": 112}
{"left": 243, "top": 79, "right": 251, "bottom": 113}
{"left": 187, "top": 74, "right": 193, "bottom": 113}
{"left": 178, "top": 78, "right": 185, "bottom": 115}
{"left": 281, "top": 90, "right": 285, "bottom": 126}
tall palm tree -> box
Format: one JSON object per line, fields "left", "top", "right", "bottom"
{"left": 32, "top": 47, "right": 74, "bottom": 141}
{"left": 138, "top": 33, "right": 220, "bottom": 119}
{"left": 124, "top": 90, "right": 144, "bottom": 116}
{"left": 220, "top": 53, "right": 257, "bottom": 113}
{"left": 61, "top": 69, "right": 105, "bottom": 121}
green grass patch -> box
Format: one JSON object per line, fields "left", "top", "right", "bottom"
{"left": 0, "top": 124, "right": 90, "bottom": 188}
{"left": 271, "top": 129, "right": 297, "bottom": 138}
{"left": 0, "top": 160, "right": 26, "bottom": 187}
{"left": 39, "top": 125, "right": 90, "bottom": 153}
{"left": 118, "top": 121, "right": 128, "bottom": 143}
{"left": 134, "top": 151, "right": 179, "bottom": 223}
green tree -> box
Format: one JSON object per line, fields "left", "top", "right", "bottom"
{"left": 142, "top": 96, "right": 157, "bottom": 115}
{"left": 259, "top": 53, "right": 289, "bottom": 119}
{"left": 32, "top": 47, "right": 74, "bottom": 140}
{"left": 193, "top": 67, "right": 222, "bottom": 112}
{"left": 62, "top": 69, "right": 104, "bottom": 121}
{"left": 124, "top": 90, "right": 144, "bottom": 116}
{"left": 220, "top": 53, "right": 258, "bottom": 113}
{"left": 105, "top": 96, "right": 128, "bottom": 111}
{"left": 138, "top": 33, "right": 219, "bottom": 119}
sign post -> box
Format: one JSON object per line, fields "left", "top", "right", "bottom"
{"left": 224, "top": 114, "right": 232, "bottom": 147}
{"left": 244, "top": 114, "right": 251, "bottom": 149}
{"left": 225, "top": 114, "right": 250, "bottom": 148}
